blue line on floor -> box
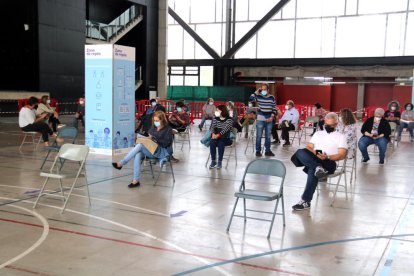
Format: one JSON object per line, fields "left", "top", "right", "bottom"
{"left": 173, "top": 233, "right": 414, "bottom": 276}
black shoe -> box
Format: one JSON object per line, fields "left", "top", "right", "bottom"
{"left": 314, "top": 166, "right": 328, "bottom": 179}
{"left": 170, "top": 156, "right": 179, "bottom": 163}
{"left": 112, "top": 162, "right": 122, "bottom": 170}
{"left": 362, "top": 157, "right": 370, "bottom": 163}
{"left": 379, "top": 160, "right": 384, "bottom": 165}
{"left": 265, "top": 151, "right": 275, "bottom": 157}
{"left": 255, "top": 151, "right": 262, "bottom": 157}
{"left": 198, "top": 125, "right": 202, "bottom": 131}
{"left": 292, "top": 200, "right": 311, "bottom": 211}
{"left": 128, "top": 182, "right": 140, "bottom": 188}
{"left": 282, "top": 142, "right": 291, "bottom": 147}
{"left": 271, "top": 140, "right": 280, "bottom": 145}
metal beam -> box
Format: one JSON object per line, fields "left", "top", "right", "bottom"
{"left": 168, "top": 7, "right": 220, "bottom": 59}
{"left": 222, "top": 0, "right": 291, "bottom": 59}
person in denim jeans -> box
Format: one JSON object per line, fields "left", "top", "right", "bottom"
{"left": 291, "top": 112, "right": 347, "bottom": 211}
{"left": 358, "top": 108, "right": 391, "bottom": 164}
{"left": 249, "top": 83, "right": 277, "bottom": 157}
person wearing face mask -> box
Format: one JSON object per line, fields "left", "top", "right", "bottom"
{"left": 358, "top": 108, "right": 391, "bottom": 164}
{"left": 227, "top": 101, "right": 242, "bottom": 132}
{"left": 74, "top": 97, "right": 85, "bottom": 128}
{"left": 209, "top": 105, "right": 234, "bottom": 169}
{"left": 19, "top": 96, "right": 56, "bottom": 147}
{"left": 279, "top": 100, "right": 300, "bottom": 146}
{"left": 249, "top": 83, "right": 277, "bottom": 157}
{"left": 198, "top": 98, "right": 215, "bottom": 131}
{"left": 168, "top": 101, "right": 190, "bottom": 132}
{"left": 239, "top": 102, "right": 257, "bottom": 138}
{"left": 397, "top": 103, "right": 414, "bottom": 142}
{"left": 337, "top": 108, "right": 357, "bottom": 156}
{"left": 290, "top": 112, "right": 347, "bottom": 211}
{"left": 112, "top": 111, "right": 173, "bottom": 188}
{"left": 312, "top": 103, "right": 328, "bottom": 135}
{"left": 36, "top": 95, "right": 62, "bottom": 133}
{"left": 384, "top": 100, "right": 401, "bottom": 125}
{"left": 135, "top": 98, "right": 166, "bottom": 135}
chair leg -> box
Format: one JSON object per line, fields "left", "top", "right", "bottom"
{"left": 61, "top": 177, "right": 79, "bottom": 213}
{"left": 40, "top": 150, "right": 52, "bottom": 170}
{"left": 205, "top": 153, "right": 210, "bottom": 167}
{"left": 58, "top": 179, "right": 65, "bottom": 204}
{"left": 344, "top": 170, "right": 348, "bottom": 200}
{"left": 281, "top": 194, "right": 286, "bottom": 226}
{"left": 226, "top": 146, "right": 232, "bottom": 169}
{"left": 267, "top": 198, "right": 280, "bottom": 239}
{"left": 234, "top": 145, "right": 238, "bottom": 167}
{"left": 84, "top": 169, "right": 92, "bottom": 206}
{"left": 33, "top": 177, "right": 50, "bottom": 209}
{"left": 226, "top": 197, "right": 239, "bottom": 232}
{"left": 243, "top": 198, "right": 247, "bottom": 222}
{"left": 330, "top": 174, "right": 343, "bottom": 207}
{"left": 169, "top": 161, "right": 175, "bottom": 184}
{"left": 19, "top": 134, "right": 27, "bottom": 150}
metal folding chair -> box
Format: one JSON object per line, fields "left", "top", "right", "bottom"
{"left": 326, "top": 150, "right": 350, "bottom": 206}
{"left": 142, "top": 155, "right": 175, "bottom": 186}
{"left": 19, "top": 131, "right": 41, "bottom": 150}
{"left": 226, "top": 159, "right": 286, "bottom": 239}
{"left": 174, "top": 125, "right": 191, "bottom": 150}
{"left": 205, "top": 128, "right": 238, "bottom": 168}
{"left": 40, "top": 127, "right": 78, "bottom": 169}
{"left": 301, "top": 116, "right": 319, "bottom": 142}
{"left": 33, "top": 144, "right": 90, "bottom": 213}
{"left": 244, "top": 121, "right": 257, "bottom": 154}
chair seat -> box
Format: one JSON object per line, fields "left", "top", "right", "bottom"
{"left": 23, "top": 131, "right": 38, "bottom": 134}
{"left": 328, "top": 171, "right": 344, "bottom": 178}
{"left": 235, "top": 189, "right": 280, "bottom": 201}
{"left": 40, "top": 172, "right": 69, "bottom": 179}
{"left": 44, "top": 145, "right": 61, "bottom": 151}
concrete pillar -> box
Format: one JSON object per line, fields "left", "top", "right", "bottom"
{"left": 157, "top": 0, "right": 168, "bottom": 99}
{"left": 357, "top": 83, "right": 365, "bottom": 119}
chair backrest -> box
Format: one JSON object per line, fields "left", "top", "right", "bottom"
{"left": 58, "top": 144, "right": 89, "bottom": 162}
{"left": 244, "top": 159, "right": 286, "bottom": 178}
{"left": 58, "top": 127, "right": 78, "bottom": 140}
{"left": 389, "top": 122, "right": 397, "bottom": 132}
{"left": 305, "top": 116, "right": 319, "bottom": 124}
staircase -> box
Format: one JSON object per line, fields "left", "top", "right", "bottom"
{"left": 86, "top": 5, "right": 143, "bottom": 44}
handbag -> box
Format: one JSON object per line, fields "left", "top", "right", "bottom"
{"left": 200, "top": 129, "right": 212, "bottom": 147}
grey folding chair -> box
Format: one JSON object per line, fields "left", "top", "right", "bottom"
{"left": 142, "top": 155, "right": 175, "bottom": 186}
{"left": 302, "top": 116, "right": 319, "bottom": 142}
{"left": 244, "top": 121, "right": 257, "bottom": 154}
{"left": 33, "top": 144, "right": 90, "bottom": 213}
{"left": 226, "top": 159, "right": 286, "bottom": 239}
{"left": 40, "top": 127, "right": 78, "bottom": 169}
{"left": 205, "top": 128, "right": 238, "bottom": 168}
{"left": 326, "top": 150, "right": 349, "bottom": 206}
{"left": 174, "top": 125, "right": 191, "bottom": 150}
{"left": 19, "top": 131, "right": 41, "bottom": 150}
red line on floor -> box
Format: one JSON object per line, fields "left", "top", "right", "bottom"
{"left": 0, "top": 217, "right": 308, "bottom": 276}
{"left": 5, "top": 265, "right": 53, "bottom": 276}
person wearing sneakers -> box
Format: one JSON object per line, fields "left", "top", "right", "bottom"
{"left": 209, "top": 105, "right": 234, "bottom": 169}
{"left": 291, "top": 112, "right": 347, "bottom": 211}
{"left": 279, "top": 100, "right": 300, "bottom": 147}
{"left": 198, "top": 98, "right": 215, "bottom": 131}
{"left": 112, "top": 111, "right": 173, "bottom": 188}
{"left": 249, "top": 83, "right": 277, "bottom": 157}
{"left": 36, "top": 95, "right": 63, "bottom": 133}
{"left": 19, "top": 96, "right": 57, "bottom": 147}
{"left": 398, "top": 103, "right": 414, "bottom": 142}
{"left": 358, "top": 108, "right": 391, "bottom": 165}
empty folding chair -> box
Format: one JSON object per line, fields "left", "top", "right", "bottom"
{"left": 33, "top": 144, "right": 91, "bottom": 213}
{"left": 302, "top": 116, "right": 319, "bottom": 142}
{"left": 174, "top": 125, "right": 191, "bottom": 150}
{"left": 226, "top": 159, "right": 286, "bottom": 239}
{"left": 40, "top": 127, "right": 78, "bottom": 170}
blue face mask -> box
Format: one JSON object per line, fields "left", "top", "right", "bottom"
{"left": 407, "top": 106, "right": 412, "bottom": 111}
{"left": 151, "top": 102, "right": 156, "bottom": 107}
{"left": 176, "top": 107, "right": 182, "bottom": 112}
{"left": 261, "top": 90, "right": 268, "bottom": 96}
{"left": 154, "top": 121, "right": 161, "bottom": 127}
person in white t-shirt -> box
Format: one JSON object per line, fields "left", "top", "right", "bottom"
{"left": 291, "top": 112, "right": 347, "bottom": 211}
{"left": 19, "top": 96, "right": 55, "bottom": 146}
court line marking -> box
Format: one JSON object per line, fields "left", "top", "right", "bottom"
{"left": 0, "top": 217, "right": 308, "bottom": 276}
{"left": 0, "top": 196, "right": 230, "bottom": 276}
{"left": 173, "top": 233, "right": 414, "bottom": 275}
{"left": 0, "top": 205, "right": 49, "bottom": 270}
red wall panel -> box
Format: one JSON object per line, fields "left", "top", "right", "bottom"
{"left": 392, "top": 86, "right": 412, "bottom": 106}
{"left": 277, "top": 84, "right": 332, "bottom": 109}
{"left": 364, "top": 84, "right": 394, "bottom": 107}
{"left": 331, "top": 84, "right": 358, "bottom": 111}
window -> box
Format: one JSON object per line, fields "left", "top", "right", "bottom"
{"left": 200, "top": 66, "right": 214, "bottom": 86}
{"left": 249, "top": 0, "right": 279, "bottom": 21}
{"left": 257, "top": 20, "right": 295, "bottom": 58}
{"left": 173, "top": 0, "right": 190, "bottom": 22}
{"left": 183, "top": 26, "right": 196, "bottom": 59}
{"left": 195, "top": 23, "right": 222, "bottom": 57}
{"left": 405, "top": 12, "right": 414, "bottom": 55}
{"left": 295, "top": 19, "right": 323, "bottom": 58}
{"left": 234, "top": 22, "right": 256, "bottom": 58}
{"left": 236, "top": 0, "right": 249, "bottom": 21}
{"left": 168, "top": 25, "right": 183, "bottom": 59}
{"left": 345, "top": 0, "right": 358, "bottom": 15}
{"left": 385, "top": 13, "right": 406, "bottom": 56}
{"left": 190, "top": 0, "right": 216, "bottom": 23}
{"left": 358, "top": 0, "right": 408, "bottom": 15}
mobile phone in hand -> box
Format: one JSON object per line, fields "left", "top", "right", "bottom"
{"left": 316, "top": 149, "right": 322, "bottom": 155}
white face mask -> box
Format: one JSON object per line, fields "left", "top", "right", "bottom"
{"left": 285, "top": 105, "right": 289, "bottom": 110}
{"left": 215, "top": 111, "right": 221, "bottom": 117}
{"left": 407, "top": 106, "right": 412, "bottom": 111}
{"left": 375, "top": 116, "right": 382, "bottom": 121}
{"left": 248, "top": 103, "right": 253, "bottom": 107}
{"left": 391, "top": 106, "right": 396, "bottom": 111}
{"left": 46, "top": 100, "right": 51, "bottom": 104}
{"left": 151, "top": 102, "right": 157, "bottom": 107}
{"left": 338, "top": 117, "right": 343, "bottom": 123}
{"left": 209, "top": 102, "right": 214, "bottom": 105}
{"left": 79, "top": 100, "right": 84, "bottom": 105}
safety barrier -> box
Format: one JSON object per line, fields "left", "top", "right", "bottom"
{"left": 17, "top": 98, "right": 59, "bottom": 113}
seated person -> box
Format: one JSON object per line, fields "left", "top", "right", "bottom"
{"left": 198, "top": 98, "right": 215, "bottom": 131}
{"left": 239, "top": 102, "right": 257, "bottom": 138}
{"left": 19, "top": 96, "right": 56, "bottom": 146}
{"left": 74, "top": 97, "right": 85, "bottom": 127}
{"left": 279, "top": 100, "right": 300, "bottom": 146}
{"left": 313, "top": 102, "right": 328, "bottom": 135}
{"left": 358, "top": 108, "right": 391, "bottom": 164}
{"left": 398, "top": 103, "right": 414, "bottom": 142}
{"left": 36, "top": 95, "right": 62, "bottom": 133}
{"left": 168, "top": 101, "right": 190, "bottom": 132}
{"left": 384, "top": 100, "right": 401, "bottom": 125}
{"left": 227, "top": 101, "right": 242, "bottom": 132}
{"left": 271, "top": 107, "right": 283, "bottom": 144}
{"left": 209, "top": 105, "right": 234, "bottom": 169}
{"left": 136, "top": 98, "right": 166, "bottom": 135}
{"left": 291, "top": 112, "right": 347, "bottom": 211}
{"left": 112, "top": 111, "right": 173, "bottom": 188}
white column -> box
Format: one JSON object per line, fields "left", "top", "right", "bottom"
{"left": 357, "top": 83, "right": 365, "bottom": 119}
{"left": 157, "top": 0, "right": 168, "bottom": 99}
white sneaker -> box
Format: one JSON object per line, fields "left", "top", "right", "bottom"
{"left": 314, "top": 166, "right": 328, "bottom": 179}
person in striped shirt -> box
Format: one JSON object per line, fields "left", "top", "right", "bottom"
{"left": 249, "top": 83, "right": 276, "bottom": 157}
{"left": 209, "top": 105, "right": 234, "bottom": 169}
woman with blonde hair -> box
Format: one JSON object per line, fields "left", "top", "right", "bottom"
{"left": 112, "top": 111, "right": 173, "bottom": 188}
{"left": 36, "top": 95, "right": 62, "bottom": 133}
{"left": 337, "top": 108, "right": 357, "bottom": 155}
